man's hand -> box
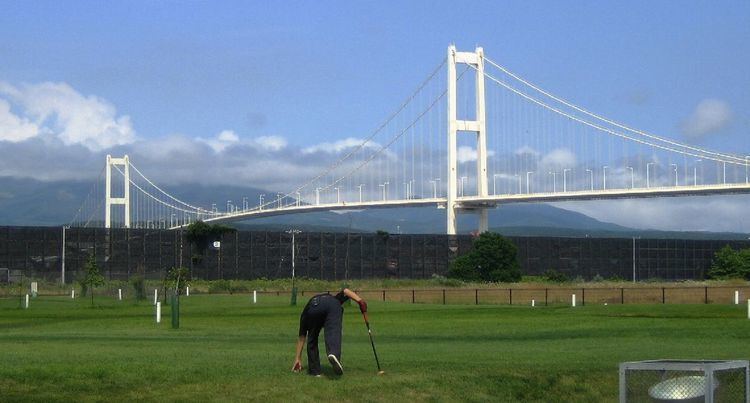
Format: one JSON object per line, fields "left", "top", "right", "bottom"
{"left": 292, "top": 359, "right": 303, "bottom": 373}
{"left": 357, "top": 299, "right": 367, "bottom": 314}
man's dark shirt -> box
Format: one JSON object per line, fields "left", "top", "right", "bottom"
{"left": 298, "top": 291, "right": 349, "bottom": 336}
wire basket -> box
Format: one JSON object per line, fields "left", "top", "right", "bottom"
{"left": 620, "top": 360, "right": 749, "bottom": 403}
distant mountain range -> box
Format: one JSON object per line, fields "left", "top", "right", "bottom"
{"left": 1, "top": 176, "right": 748, "bottom": 240}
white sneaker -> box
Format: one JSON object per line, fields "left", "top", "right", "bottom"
{"left": 327, "top": 354, "right": 343, "bottom": 375}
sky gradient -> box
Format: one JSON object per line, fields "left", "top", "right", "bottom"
{"left": 0, "top": 1, "right": 749, "bottom": 232}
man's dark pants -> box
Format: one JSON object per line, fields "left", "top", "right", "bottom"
{"left": 306, "top": 295, "right": 343, "bottom": 375}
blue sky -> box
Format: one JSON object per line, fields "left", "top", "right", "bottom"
{"left": 1, "top": 1, "right": 749, "bottom": 231}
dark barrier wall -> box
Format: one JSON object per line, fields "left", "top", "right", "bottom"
{"left": 1, "top": 226, "right": 748, "bottom": 283}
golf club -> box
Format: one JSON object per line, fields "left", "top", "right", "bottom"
{"left": 362, "top": 312, "right": 384, "bottom": 375}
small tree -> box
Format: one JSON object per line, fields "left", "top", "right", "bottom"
{"left": 448, "top": 232, "right": 521, "bottom": 283}
{"left": 708, "top": 245, "right": 750, "bottom": 279}
{"left": 82, "top": 253, "right": 105, "bottom": 306}
{"left": 164, "top": 267, "right": 190, "bottom": 296}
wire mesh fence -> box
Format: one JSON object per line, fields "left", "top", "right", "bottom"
{"left": 2, "top": 226, "right": 750, "bottom": 283}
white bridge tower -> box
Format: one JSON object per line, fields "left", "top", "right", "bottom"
{"left": 447, "top": 46, "right": 490, "bottom": 235}
{"left": 105, "top": 154, "right": 130, "bottom": 228}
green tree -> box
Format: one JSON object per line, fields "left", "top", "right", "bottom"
{"left": 164, "top": 267, "right": 190, "bottom": 296}
{"left": 82, "top": 253, "right": 105, "bottom": 306}
{"left": 185, "top": 221, "right": 234, "bottom": 263}
{"left": 447, "top": 232, "right": 521, "bottom": 283}
{"left": 708, "top": 245, "right": 750, "bottom": 279}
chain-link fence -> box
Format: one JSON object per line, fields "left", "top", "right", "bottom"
{"left": 620, "top": 360, "right": 749, "bottom": 403}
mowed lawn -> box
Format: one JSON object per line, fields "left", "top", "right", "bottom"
{"left": 1, "top": 294, "right": 750, "bottom": 402}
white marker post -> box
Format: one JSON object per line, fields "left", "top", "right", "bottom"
{"left": 153, "top": 289, "right": 158, "bottom": 305}
{"left": 735, "top": 290, "right": 739, "bottom": 305}
{"left": 253, "top": 290, "right": 257, "bottom": 304}
{"left": 186, "top": 286, "right": 190, "bottom": 297}
{"left": 156, "top": 302, "right": 161, "bottom": 323}
{"left": 118, "top": 289, "right": 122, "bottom": 301}
{"left": 71, "top": 289, "right": 75, "bottom": 299}
{"left": 747, "top": 299, "right": 750, "bottom": 319}
{"left": 25, "top": 294, "right": 29, "bottom": 309}
{"left": 531, "top": 299, "right": 535, "bottom": 307}
{"left": 572, "top": 294, "right": 576, "bottom": 307}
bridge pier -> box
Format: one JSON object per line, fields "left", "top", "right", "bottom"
{"left": 447, "top": 45, "right": 489, "bottom": 235}
{"left": 105, "top": 155, "right": 130, "bottom": 228}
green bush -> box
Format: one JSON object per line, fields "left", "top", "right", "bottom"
{"left": 708, "top": 245, "right": 750, "bottom": 280}
{"left": 229, "top": 280, "right": 248, "bottom": 293}
{"left": 542, "top": 269, "right": 569, "bottom": 283}
{"left": 208, "top": 279, "right": 231, "bottom": 294}
{"left": 429, "top": 274, "right": 464, "bottom": 287}
{"left": 130, "top": 275, "right": 146, "bottom": 300}
{"left": 447, "top": 232, "right": 521, "bottom": 283}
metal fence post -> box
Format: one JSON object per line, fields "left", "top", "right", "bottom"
{"left": 412, "top": 289, "right": 415, "bottom": 304}
{"left": 382, "top": 289, "right": 386, "bottom": 302}
{"left": 442, "top": 289, "right": 445, "bottom": 305}
{"left": 621, "top": 287, "right": 624, "bottom": 304}
{"left": 475, "top": 289, "right": 478, "bottom": 305}
{"left": 705, "top": 286, "right": 708, "bottom": 304}
{"left": 545, "top": 288, "right": 548, "bottom": 306}
{"left": 582, "top": 288, "right": 585, "bottom": 306}
{"left": 509, "top": 288, "right": 512, "bottom": 305}
{"left": 662, "top": 287, "right": 665, "bottom": 304}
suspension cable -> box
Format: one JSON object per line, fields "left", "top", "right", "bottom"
{"left": 484, "top": 57, "right": 746, "bottom": 164}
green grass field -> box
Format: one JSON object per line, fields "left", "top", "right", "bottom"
{"left": 1, "top": 294, "right": 750, "bottom": 402}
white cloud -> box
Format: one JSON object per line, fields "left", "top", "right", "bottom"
{"left": 217, "top": 130, "right": 239, "bottom": 142}
{"left": 457, "top": 146, "right": 496, "bottom": 164}
{"left": 540, "top": 148, "right": 576, "bottom": 168}
{"left": 0, "top": 99, "right": 39, "bottom": 142}
{"left": 253, "top": 135, "right": 287, "bottom": 151}
{"left": 559, "top": 196, "right": 750, "bottom": 232}
{"left": 197, "top": 132, "right": 287, "bottom": 153}
{"left": 0, "top": 81, "right": 136, "bottom": 150}
{"left": 514, "top": 145, "right": 539, "bottom": 156}
{"left": 681, "top": 98, "right": 732, "bottom": 139}
{"left": 303, "top": 137, "right": 371, "bottom": 154}
{"left": 197, "top": 129, "right": 241, "bottom": 152}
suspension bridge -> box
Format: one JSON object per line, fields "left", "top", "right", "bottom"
{"left": 70, "top": 46, "right": 750, "bottom": 234}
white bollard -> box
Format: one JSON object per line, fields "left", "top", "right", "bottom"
{"left": 253, "top": 290, "right": 257, "bottom": 304}
{"left": 572, "top": 294, "right": 576, "bottom": 307}
{"left": 118, "top": 289, "right": 122, "bottom": 301}
{"left": 154, "top": 289, "right": 158, "bottom": 305}
{"left": 156, "top": 302, "right": 161, "bottom": 323}
{"left": 71, "top": 289, "right": 75, "bottom": 299}
{"left": 186, "top": 286, "right": 190, "bottom": 297}
{"left": 747, "top": 299, "right": 750, "bottom": 319}
{"left": 735, "top": 290, "right": 739, "bottom": 305}
{"left": 25, "top": 294, "right": 29, "bottom": 309}
{"left": 531, "top": 299, "right": 535, "bottom": 307}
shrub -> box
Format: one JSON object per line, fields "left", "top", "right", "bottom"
{"left": 130, "top": 275, "right": 146, "bottom": 300}
{"left": 447, "top": 232, "right": 521, "bottom": 283}
{"left": 542, "top": 269, "right": 568, "bottom": 283}
{"left": 707, "top": 245, "right": 750, "bottom": 280}
{"left": 208, "top": 279, "right": 231, "bottom": 294}
{"left": 429, "top": 274, "right": 464, "bottom": 287}
{"left": 229, "top": 281, "right": 248, "bottom": 293}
